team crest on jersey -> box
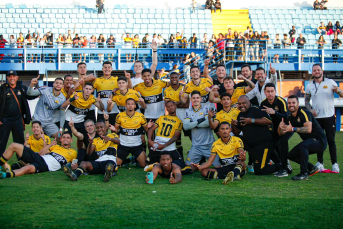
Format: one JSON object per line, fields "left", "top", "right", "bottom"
{"left": 274, "top": 106, "right": 279, "bottom": 111}
{"left": 297, "top": 117, "right": 301, "bottom": 122}
{"left": 323, "top": 85, "right": 328, "bottom": 89}
{"left": 17, "top": 91, "right": 21, "bottom": 95}
{"left": 7, "top": 93, "right": 10, "bottom": 95}
{"left": 55, "top": 100, "right": 59, "bottom": 104}
{"left": 200, "top": 112, "right": 204, "bottom": 115}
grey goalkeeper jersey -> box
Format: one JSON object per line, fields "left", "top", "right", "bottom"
{"left": 184, "top": 105, "right": 214, "bottom": 146}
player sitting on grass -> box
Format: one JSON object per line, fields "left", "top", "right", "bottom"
{"left": 0, "top": 132, "right": 77, "bottom": 179}
{"left": 145, "top": 153, "right": 185, "bottom": 184}
{"left": 63, "top": 121, "right": 119, "bottom": 182}
{"left": 193, "top": 122, "right": 246, "bottom": 184}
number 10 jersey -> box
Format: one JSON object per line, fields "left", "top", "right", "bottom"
{"left": 154, "top": 115, "right": 183, "bottom": 151}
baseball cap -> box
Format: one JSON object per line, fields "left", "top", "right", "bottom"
{"left": 6, "top": 70, "right": 17, "bottom": 76}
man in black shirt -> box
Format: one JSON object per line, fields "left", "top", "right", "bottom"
{"left": 278, "top": 95, "right": 326, "bottom": 180}
{"left": 289, "top": 26, "right": 296, "bottom": 43}
{"left": 261, "top": 83, "right": 292, "bottom": 177}
{"left": 0, "top": 70, "right": 32, "bottom": 157}
{"left": 236, "top": 64, "right": 258, "bottom": 105}
{"left": 232, "top": 95, "right": 280, "bottom": 175}
{"left": 332, "top": 33, "right": 342, "bottom": 63}
{"left": 296, "top": 34, "right": 306, "bottom": 49}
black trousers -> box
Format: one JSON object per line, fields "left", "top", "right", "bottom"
{"left": 271, "top": 132, "right": 293, "bottom": 169}
{"left": 0, "top": 117, "right": 25, "bottom": 156}
{"left": 98, "top": 3, "right": 104, "bottom": 14}
{"left": 316, "top": 115, "right": 336, "bottom": 164}
{"left": 246, "top": 141, "right": 280, "bottom": 175}
{"left": 97, "top": 113, "right": 118, "bottom": 126}
{"left": 288, "top": 138, "right": 327, "bottom": 174}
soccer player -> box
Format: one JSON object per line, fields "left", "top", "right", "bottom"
{"left": 261, "top": 83, "right": 292, "bottom": 177}
{"left": 0, "top": 132, "right": 77, "bottom": 179}
{"left": 107, "top": 76, "right": 146, "bottom": 113}
{"left": 278, "top": 95, "right": 327, "bottom": 180}
{"left": 61, "top": 74, "right": 75, "bottom": 99}
{"left": 27, "top": 76, "right": 66, "bottom": 140}
{"left": 183, "top": 91, "right": 221, "bottom": 168}
{"left": 114, "top": 98, "right": 151, "bottom": 168}
{"left": 305, "top": 64, "right": 343, "bottom": 172}
{"left": 193, "top": 122, "right": 246, "bottom": 184}
{"left": 63, "top": 121, "right": 119, "bottom": 182}
{"left": 208, "top": 92, "right": 240, "bottom": 137}
{"left": 62, "top": 82, "right": 104, "bottom": 145}
{"left": 231, "top": 95, "right": 280, "bottom": 175}
{"left": 93, "top": 61, "right": 133, "bottom": 125}
{"left": 236, "top": 64, "right": 259, "bottom": 105}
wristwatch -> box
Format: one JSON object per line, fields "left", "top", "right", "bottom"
{"left": 251, "top": 118, "right": 255, "bottom": 124}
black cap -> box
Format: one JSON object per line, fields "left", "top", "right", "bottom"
{"left": 6, "top": 70, "right": 17, "bottom": 76}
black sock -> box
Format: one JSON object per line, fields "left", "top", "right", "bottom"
{"left": 0, "top": 155, "right": 9, "bottom": 166}
{"left": 6, "top": 171, "right": 15, "bottom": 178}
{"left": 11, "top": 161, "right": 24, "bottom": 170}
{"left": 74, "top": 166, "right": 86, "bottom": 178}
{"left": 233, "top": 164, "right": 243, "bottom": 177}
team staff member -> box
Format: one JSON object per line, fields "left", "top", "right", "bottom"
{"left": 94, "top": 61, "right": 133, "bottom": 125}
{"left": 63, "top": 121, "right": 119, "bottom": 182}
{"left": 235, "top": 64, "right": 258, "bottom": 105}
{"left": 193, "top": 122, "right": 246, "bottom": 184}
{"left": 278, "top": 95, "right": 327, "bottom": 180}
{"left": 107, "top": 77, "right": 146, "bottom": 113}
{"left": 114, "top": 98, "right": 152, "bottom": 168}
{"left": 27, "top": 76, "right": 66, "bottom": 140}
{"left": 0, "top": 70, "right": 32, "bottom": 156}
{"left": 305, "top": 64, "right": 343, "bottom": 173}
{"left": 232, "top": 95, "right": 280, "bottom": 175}
{"left": 261, "top": 83, "right": 292, "bottom": 177}
{"left": 0, "top": 132, "right": 77, "bottom": 179}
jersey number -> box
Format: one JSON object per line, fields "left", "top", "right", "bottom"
{"left": 160, "top": 123, "right": 172, "bottom": 137}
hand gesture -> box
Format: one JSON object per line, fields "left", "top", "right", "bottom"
{"left": 25, "top": 131, "right": 30, "bottom": 140}
{"left": 191, "top": 163, "right": 200, "bottom": 170}
{"left": 239, "top": 117, "right": 252, "bottom": 126}
{"left": 169, "top": 172, "right": 176, "bottom": 184}
{"left": 270, "top": 63, "right": 276, "bottom": 74}
{"left": 237, "top": 74, "right": 246, "bottom": 80}
{"left": 88, "top": 133, "right": 94, "bottom": 144}
{"left": 30, "top": 75, "right": 40, "bottom": 87}
{"left": 332, "top": 85, "right": 339, "bottom": 93}
{"left": 138, "top": 98, "right": 144, "bottom": 103}
{"left": 156, "top": 142, "right": 164, "bottom": 151}
{"left": 147, "top": 119, "right": 154, "bottom": 129}
{"left": 103, "top": 110, "right": 109, "bottom": 121}
{"left": 179, "top": 91, "right": 185, "bottom": 97}
{"left": 101, "top": 135, "right": 110, "bottom": 143}
{"left": 204, "top": 59, "right": 210, "bottom": 66}
{"left": 73, "top": 93, "right": 79, "bottom": 101}
{"left": 238, "top": 150, "right": 246, "bottom": 161}
{"left": 262, "top": 106, "right": 275, "bottom": 115}
{"left": 51, "top": 138, "right": 57, "bottom": 146}
{"left": 107, "top": 98, "right": 113, "bottom": 107}
{"left": 145, "top": 175, "right": 152, "bottom": 184}
{"left": 231, "top": 118, "right": 238, "bottom": 126}
{"left": 97, "top": 93, "right": 101, "bottom": 103}
{"left": 69, "top": 117, "right": 74, "bottom": 127}
{"left": 41, "top": 130, "right": 45, "bottom": 140}
{"left": 208, "top": 109, "right": 215, "bottom": 119}
{"left": 71, "top": 162, "right": 78, "bottom": 170}
{"left": 78, "top": 78, "right": 84, "bottom": 87}
{"left": 109, "top": 124, "right": 116, "bottom": 132}
{"left": 150, "top": 39, "right": 157, "bottom": 50}
{"left": 112, "top": 88, "right": 119, "bottom": 94}
{"left": 124, "top": 70, "right": 130, "bottom": 79}
{"left": 311, "top": 110, "right": 318, "bottom": 117}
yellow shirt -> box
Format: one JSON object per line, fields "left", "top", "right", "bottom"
{"left": 124, "top": 37, "right": 133, "bottom": 43}
{"left": 61, "top": 87, "right": 69, "bottom": 98}
{"left": 92, "top": 133, "right": 119, "bottom": 158}
{"left": 27, "top": 135, "right": 51, "bottom": 153}
{"left": 154, "top": 115, "right": 183, "bottom": 151}
{"left": 184, "top": 78, "right": 213, "bottom": 103}
{"left": 211, "top": 136, "right": 244, "bottom": 166}
{"left": 214, "top": 107, "right": 240, "bottom": 125}
{"left": 133, "top": 38, "right": 140, "bottom": 48}
{"left": 49, "top": 145, "right": 77, "bottom": 163}
{"left": 112, "top": 89, "right": 141, "bottom": 112}
{"left": 164, "top": 84, "right": 184, "bottom": 102}
{"left": 93, "top": 76, "right": 118, "bottom": 98}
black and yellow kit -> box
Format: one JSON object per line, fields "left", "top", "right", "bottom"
{"left": 66, "top": 92, "right": 97, "bottom": 123}
{"left": 184, "top": 78, "right": 213, "bottom": 104}
{"left": 27, "top": 134, "right": 51, "bottom": 152}
{"left": 112, "top": 89, "right": 141, "bottom": 112}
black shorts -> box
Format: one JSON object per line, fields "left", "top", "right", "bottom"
{"left": 85, "top": 109, "right": 96, "bottom": 123}
{"left": 89, "top": 160, "right": 116, "bottom": 174}
{"left": 117, "top": 144, "right": 145, "bottom": 161}
{"left": 19, "top": 146, "right": 49, "bottom": 173}
{"left": 97, "top": 113, "right": 118, "bottom": 126}
{"left": 173, "top": 160, "right": 193, "bottom": 175}
{"left": 147, "top": 150, "right": 182, "bottom": 164}
{"left": 215, "top": 164, "right": 246, "bottom": 179}
{"left": 64, "top": 120, "right": 86, "bottom": 136}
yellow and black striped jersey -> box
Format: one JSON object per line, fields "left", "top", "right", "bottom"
{"left": 48, "top": 145, "right": 77, "bottom": 164}
{"left": 66, "top": 92, "right": 97, "bottom": 123}
{"left": 92, "top": 133, "right": 119, "bottom": 158}
{"left": 133, "top": 79, "right": 168, "bottom": 119}
{"left": 124, "top": 37, "right": 133, "bottom": 43}
{"left": 115, "top": 111, "right": 147, "bottom": 147}
{"left": 230, "top": 87, "right": 246, "bottom": 105}
{"left": 73, "top": 79, "right": 84, "bottom": 92}
{"left": 214, "top": 107, "right": 240, "bottom": 125}
{"left": 154, "top": 115, "right": 182, "bottom": 151}
{"left": 27, "top": 135, "right": 51, "bottom": 153}
{"left": 211, "top": 136, "right": 244, "bottom": 166}
{"left": 93, "top": 76, "right": 119, "bottom": 114}
{"left": 163, "top": 84, "right": 184, "bottom": 102}
{"left": 112, "top": 89, "right": 141, "bottom": 112}
{"left": 61, "top": 87, "right": 69, "bottom": 98}
{"left": 184, "top": 78, "right": 213, "bottom": 104}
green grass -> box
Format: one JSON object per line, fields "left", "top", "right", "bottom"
{"left": 1, "top": 126, "right": 343, "bottom": 229}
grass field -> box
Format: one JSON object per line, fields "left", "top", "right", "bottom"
{"left": 1, "top": 126, "right": 343, "bottom": 229}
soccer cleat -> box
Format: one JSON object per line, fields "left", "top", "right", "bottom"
{"left": 234, "top": 174, "right": 241, "bottom": 181}
{"left": 112, "top": 165, "right": 119, "bottom": 177}
{"left": 0, "top": 171, "right": 6, "bottom": 179}
{"left": 247, "top": 165, "right": 254, "bottom": 173}
{"left": 144, "top": 162, "right": 158, "bottom": 172}
{"left": 4, "top": 163, "right": 11, "bottom": 173}
{"left": 103, "top": 163, "right": 114, "bottom": 182}
{"left": 287, "top": 160, "right": 293, "bottom": 174}
{"left": 332, "top": 163, "right": 340, "bottom": 173}
{"left": 292, "top": 173, "right": 308, "bottom": 181}
{"left": 274, "top": 169, "right": 288, "bottom": 177}
{"left": 63, "top": 165, "right": 78, "bottom": 181}
{"left": 309, "top": 166, "right": 320, "bottom": 177}
{"left": 223, "top": 171, "right": 234, "bottom": 185}
{"left": 315, "top": 162, "right": 324, "bottom": 172}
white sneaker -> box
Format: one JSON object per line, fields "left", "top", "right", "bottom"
{"left": 315, "top": 162, "right": 324, "bottom": 172}
{"left": 332, "top": 163, "right": 340, "bottom": 173}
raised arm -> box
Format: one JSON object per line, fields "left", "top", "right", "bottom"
{"left": 94, "top": 93, "right": 105, "bottom": 111}
{"left": 27, "top": 75, "right": 41, "bottom": 96}
{"left": 203, "top": 59, "right": 213, "bottom": 82}
{"left": 150, "top": 40, "right": 158, "bottom": 76}
{"left": 38, "top": 139, "right": 57, "bottom": 156}
{"left": 237, "top": 75, "right": 255, "bottom": 93}
{"left": 69, "top": 117, "right": 84, "bottom": 140}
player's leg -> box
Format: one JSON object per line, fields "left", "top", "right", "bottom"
{"left": 253, "top": 142, "right": 280, "bottom": 175}
{"left": 135, "top": 146, "right": 148, "bottom": 168}
{"left": 10, "top": 164, "right": 36, "bottom": 177}
{"left": 0, "top": 143, "right": 25, "bottom": 166}
{"left": 44, "top": 122, "right": 61, "bottom": 142}
{"left": 11, "top": 118, "right": 25, "bottom": 146}
{"left": 116, "top": 145, "right": 130, "bottom": 167}
{"left": 172, "top": 160, "right": 193, "bottom": 175}
{"left": 185, "top": 145, "right": 203, "bottom": 170}
{"left": 63, "top": 161, "right": 93, "bottom": 181}
{"left": 94, "top": 160, "right": 116, "bottom": 182}
{"left": 321, "top": 116, "right": 337, "bottom": 166}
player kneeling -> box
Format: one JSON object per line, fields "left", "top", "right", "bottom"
{"left": 145, "top": 153, "right": 192, "bottom": 184}
{"left": 0, "top": 132, "right": 76, "bottom": 179}
{"left": 193, "top": 122, "right": 246, "bottom": 184}
{"left": 63, "top": 121, "right": 119, "bottom": 182}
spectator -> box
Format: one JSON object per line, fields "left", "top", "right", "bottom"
{"left": 80, "top": 36, "right": 88, "bottom": 63}
{"left": 73, "top": 34, "right": 80, "bottom": 48}
{"left": 205, "top": 0, "right": 214, "bottom": 13}
{"left": 133, "top": 34, "right": 140, "bottom": 61}
{"left": 326, "top": 21, "right": 334, "bottom": 35}
{"left": 282, "top": 34, "right": 291, "bottom": 63}
{"left": 334, "top": 21, "right": 341, "bottom": 34}
{"left": 122, "top": 33, "right": 133, "bottom": 62}
{"left": 248, "top": 30, "right": 253, "bottom": 38}
{"left": 9, "top": 35, "right": 15, "bottom": 48}
{"left": 226, "top": 30, "right": 235, "bottom": 61}
{"left": 31, "top": 32, "right": 39, "bottom": 62}
{"left": 182, "top": 54, "right": 192, "bottom": 80}
{"left": 244, "top": 26, "right": 250, "bottom": 35}
{"left": 97, "top": 34, "right": 105, "bottom": 63}
{"left": 56, "top": 34, "right": 64, "bottom": 63}
{"left": 168, "top": 34, "right": 177, "bottom": 63}
{"left": 107, "top": 34, "right": 115, "bottom": 62}
{"left": 316, "top": 35, "right": 326, "bottom": 61}
{"left": 289, "top": 25, "right": 296, "bottom": 43}
{"left": 151, "top": 33, "right": 158, "bottom": 43}
{"left": 332, "top": 33, "right": 342, "bottom": 63}
{"left": 89, "top": 35, "right": 97, "bottom": 63}
{"left": 251, "top": 31, "right": 260, "bottom": 61}
{"left": 65, "top": 34, "right": 73, "bottom": 63}
{"left": 273, "top": 34, "right": 281, "bottom": 63}
{"left": 244, "top": 33, "right": 250, "bottom": 61}
{"left": 180, "top": 37, "right": 188, "bottom": 49}
{"left": 200, "top": 33, "right": 209, "bottom": 48}
{"left": 321, "top": 0, "right": 328, "bottom": 10}
{"left": 210, "top": 34, "right": 217, "bottom": 44}
{"left": 46, "top": 32, "right": 54, "bottom": 63}
{"left": 171, "top": 64, "right": 179, "bottom": 73}
{"left": 97, "top": 0, "right": 104, "bottom": 14}
{"left": 17, "top": 32, "right": 24, "bottom": 63}
{"left": 259, "top": 31, "right": 266, "bottom": 60}
{"left": 296, "top": 34, "right": 306, "bottom": 62}
{"left": 189, "top": 33, "right": 198, "bottom": 49}
{"left": 317, "top": 22, "right": 326, "bottom": 35}
{"left": 156, "top": 34, "right": 164, "bottom": 48}
{"left": 25, "top": 35, "right": 33, "bottom": 63}
{"left": 205, "top": 40, "right": 215, "bottom": 63}
{"left": 214, "top": 0, "right": 222, "bottom": 14}
{"left": 216, "top": 33, "right": 225, "bottom": 63}
{"left": 313, "top": 0, "right": 322, "bottom": 10}
{"left": 175, "top": 29, "right": 184, "bottom": 42}
{"left": 0, "top": 35, "right": 7, "bottom": 62}
{"left": 39, "top": 35, "right": 46, "bottom": 62}
{"left": 141, "top": 33, "right": 151, "bottom": 48}
{"left": 191, "top": 0, "right": 197, "bottom": 13}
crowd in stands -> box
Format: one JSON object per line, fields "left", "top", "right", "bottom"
{"left": 205, "top": 0, "right": 222, "bottom": 14}
{"left": 313, "top": 0, "right": 328, "bottom": 10}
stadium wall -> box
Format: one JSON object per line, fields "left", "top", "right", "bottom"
{"left": 2, "top": 0, "right": 343, "bottom": 9}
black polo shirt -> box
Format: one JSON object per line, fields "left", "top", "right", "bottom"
{"left": 284, "top": 108, "right": 326, "bottom": 141}
{"left": 235, "top": 78, "right": 259, "bottom": 106}
{"left": 236, "top": 105, "right": 272, "bottom": 145}
{"left": 2, "top": 84, "right": 23, "bottom": 120}
{"left": 260, "top": 96, "right": 288, "bottom": 132}
{"left": 213, "top": 78, "right": 225, "bottom": 112}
